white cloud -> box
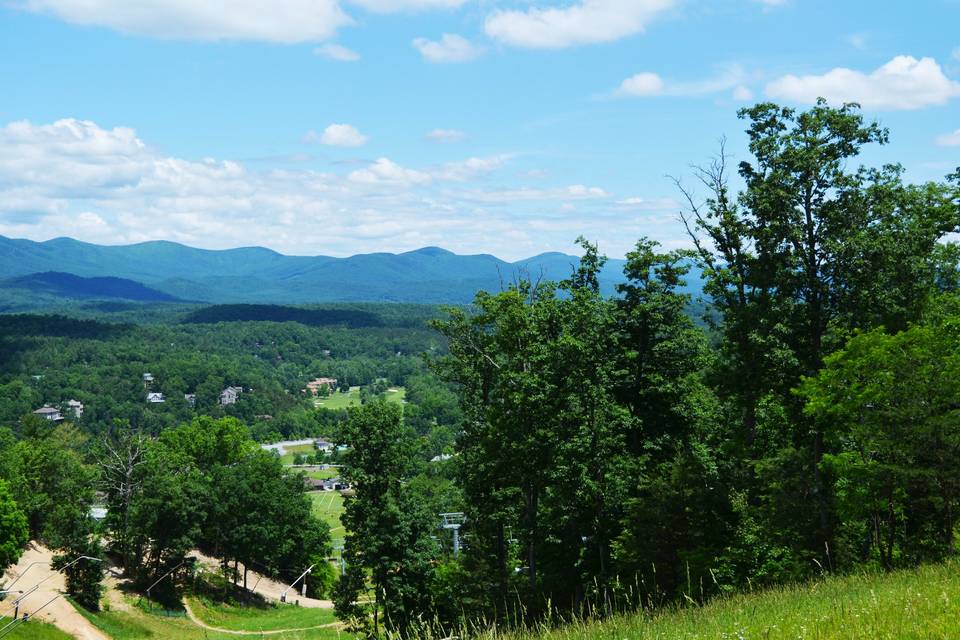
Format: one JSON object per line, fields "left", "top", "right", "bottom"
{"left": 616, "top": 65, "right": 748, "bottom": 98}
{"left": 732, "top": 85, "right": 754, "bottom": 101}
{"left": 314, "top": 43, "right": 360, "bottom": 61}
{"left": 18, "top": 0, "right": 351, "bottom": 43}
{"left": 433, "top": 155, "right": 510, "bottom": 181}
{"left": 765, "top": 55, "right": 960, "bottom": 110}
{"left": 484, "top": 0, "right": 674, "bottom": 49}
{"left": 0, "top": 118, "right": 688, "bottom": 260}
{"left": 349, "top": 158, "right": 432, "bottom": 186}
{"left": 412, "top": 34, "right": 481, "bottom": 63}
{"left": 305, "top": 124, "right": 368, "bottom": 147}
{"left": 426, "top": 128, "right": 466, "bottom": 143}
{"left": 616, "top": 196, "right": 680, "bottom": 210}
{"left": 936, "top": 129, "right": 960, "bottom": 147}
{"left": 348, "top": 0, "right": 466, "bottom": 12}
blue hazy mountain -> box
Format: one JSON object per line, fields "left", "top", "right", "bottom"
{"left": 0, "top": 236, "right": 704, "bottom": 304}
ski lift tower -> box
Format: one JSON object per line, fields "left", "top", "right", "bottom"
{"left": 439, "top": 512, "right": 466, "bottom": 556}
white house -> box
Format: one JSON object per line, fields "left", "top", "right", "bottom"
{"left": 146, "top": 392, "right": 166, "bottom": 403}
{"left": 33, "top": 406, "right": 62, "bottom": 421}
{"left": 65, "top": 399, "right": 84, "bottom": 418}
{"left": 219, "top": 386, "right": 242, "bottom": 405}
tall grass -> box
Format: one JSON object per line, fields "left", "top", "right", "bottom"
{"left": 395, "top": 560, "right": 960, "bottom": 640}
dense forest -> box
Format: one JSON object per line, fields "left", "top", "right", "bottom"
{"left": 1, "top": 101, "right": 959, "bottom": 639}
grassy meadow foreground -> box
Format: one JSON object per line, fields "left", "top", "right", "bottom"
{"left": 497, "top": 561, "right": 960, "bottom": 640}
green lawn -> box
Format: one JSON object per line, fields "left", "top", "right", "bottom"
{"left": 384, "top": 387, "right": 406, "bottom": 404}
{"left": 70, "top": 596, "right": 346, "bottom": 640}
{"left": 186, "top": 596, "right": 337, "bottom": 631}
{"left": 315, "top": 386, "right": 360, "bottom": 410}
{"left": 309, "top": 490, "right": 346, "bottom": 534}
{"left": 500, "top": 559, "right": 960, "bottom": 640}
{"left": 0, "top": 619, "right": 73, "bottom": 639}
{"left": 279, "top": 443, "right": 317, "bottom": 465}
{"left": 315, "top": 386, "right": 406, "bottom": 410}
{"left": 304, "top": 467, "right": 340, "bottom": 480}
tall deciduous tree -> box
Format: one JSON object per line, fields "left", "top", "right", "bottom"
{"left": 334, "top": 401, "right": 435, "bottom": 638}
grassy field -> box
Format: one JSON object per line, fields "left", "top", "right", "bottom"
{"left": 304, "top": 467, "right": 340, "bottom": 480}
{"left": 279, "top": 443, "right": 317, "bottom": 465}
{"left": 315, "top": 386, "right": 405, "bottom": 410}
{"left": 2, "top": 619, "right": 73, "bottom": 639}
{"left": 494, "top": 560, "right": 960, "bottom": 640}
{"left": 70, "top": 596, "right": 346, "bottom": 640}
{"left": 315, "top": 386, "right": 360, "bottom": 410}
{"left": 186, "top": 596, "right": 337, "bottom": 631}
{"left": 309, "top": 490, "right": 346, "bottom": 533}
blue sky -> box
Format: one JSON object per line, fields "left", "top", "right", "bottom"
{"left": 0, "top": 0, "right": 957, "bottom": 259}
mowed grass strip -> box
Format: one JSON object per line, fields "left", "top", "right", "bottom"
{"left": 70, "top": 596, "right": 347, "bottom": 640}
{"left": 310, "top": 490, "right": 346, "bottom": 532}
{"left": 500, "top": 560, "right": 960, "bottom": 640}
{"left": 186, "top": 596, "right": 337, "bottom": 631}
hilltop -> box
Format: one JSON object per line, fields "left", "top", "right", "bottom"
{"left": 0, "top": 236, "right": 704, "bottom": 305}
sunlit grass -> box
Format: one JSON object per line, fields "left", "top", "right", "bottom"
{"left": 484, "top": 560, "right": 960, "bottom": 640}
{"left": 186, "top": 596, "right": 337, "bottom": 631}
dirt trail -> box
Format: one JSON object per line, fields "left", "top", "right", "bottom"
{"left": 191, "top": 551, "right": 335, "bottom": 609}
{"left": 182, "top": 600, "right": 340, "bottom": 636}
{"left": 1, "top": 542, "right": 109, "bottom": 640}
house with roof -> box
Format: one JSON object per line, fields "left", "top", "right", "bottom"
{"left": 305, "top": 377, "right": 338, "bottom": 395}
{"left": 33, "top": 406, "right": 63, "bottom": 421}
{"left": 146, "top": 392, "right": 166, "bottom": 403}
{"left": 219, "top": 386, "right": 242, "bottom": 405}
{"left": 184, "top": 393, "right": 196, "bottom": 407}
{"left": 65, "top": 399, "right": 84, "bottom": 418}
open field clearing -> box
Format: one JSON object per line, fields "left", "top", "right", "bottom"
{"left": 185, "top": 596, "right": 337, "bottom": 631}
{"left": 309, "top": 491, "right": 346, "bottom": 533}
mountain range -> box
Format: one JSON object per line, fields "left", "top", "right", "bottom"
{"left": 0, "top": 235, "right": 703, "bottom": 305}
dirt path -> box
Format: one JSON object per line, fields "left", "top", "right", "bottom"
{"left": 190, "top": 551, "right": 335, "bottom": 609}
{"left": 1, "top": 542, "right": 109, "bottom": 640}
{"left": 182, "top": 600, "right": 341, "bottom": 636}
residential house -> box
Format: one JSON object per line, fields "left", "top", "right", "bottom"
{"left": 146, "top": 392, "right": 166, "bottom": 403}
{"left": 184, "top": 393, "right": 196, "bottom": 407}
{"left": 33, "top": 406, "right": 62, "bottom": 421}
{"left": 65, "top": 399, "right": 84, "bottom": 418}
{"left": 305, "top": 377, "right": 338, "bottom": 396}
{"left": 219, "top": 386, "right": 242, "bottom": 405}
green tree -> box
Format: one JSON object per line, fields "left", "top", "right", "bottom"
{"left": 334, "top": 401, "right": 436, "bottom": 637}
{"left": 0, "top": 479, "right": 29, "bottom": 569}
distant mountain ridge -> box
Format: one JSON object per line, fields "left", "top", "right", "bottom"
{"left": 0, "top": 236, "right": 703, "bottom": 304}
{"left": 0, "top": 271, "right": 181, "bottom": 302}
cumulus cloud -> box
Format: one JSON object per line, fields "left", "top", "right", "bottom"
{"left": 765, "top": 55, "right": 960, "bottom": 110}
{"left": 484, "top": 0, "right": 674, "bottom": 49}
{"left": 305, "top": 124, "right": 369, "bottom": 147}
{"left": 426, "top": 128, "right": 465, "bottom": 143}
{"left": 349, "top": 158, "right": 432, "bottom": 185}
{"left": 616, "top": 65, "right": 749, "bottom": 98}
{"left": 18, "top": 0, "right": 351, "bottom": 42}
{"left": 936, "top": 129, "right": 960, "bottom": 147}
{"left": 314, "top": 43, "right": 360, "bottom": 61}
{"left": 412, "top": 34, "right": 481, "bottom": 63}
{"left": 0, "top": 118, "right": 682, "bottom": 260}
